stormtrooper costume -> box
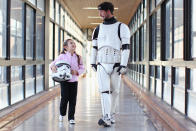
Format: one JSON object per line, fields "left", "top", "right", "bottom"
{"left": 91, "top": 17, "right": 130, "bottom": 126}
{"left": 52, "top": 60, "right": 72, "bottom": 82}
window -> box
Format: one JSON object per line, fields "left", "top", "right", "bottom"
{"left": 150, "top": 66, "right": 155, "bottom": 93}
{"left": 60, "top": 7, "right": 65, "bottom": 27}
{"left": 173, "top": 67, "right": 185, "bottom": 113}
{"left": 136, "top": 31, "right": 139, "bottom": 61}
{"left": 150, "top": 0, "right": 155, "bottom": 13}
{"left": 37, "top": 0, "right": 45, "bottom": 12}
{"left": 0, "top": 0, "right": 7, "bottom": 58}
{"left": 140, "top": 3, "right": 143, "bottom": 24}
{"left": 173, "top": 0, "right": 183, "bottom": 59}
{"left": 156, "top": 0, "right": 161, "bottom": 6}
{"left": 36, "top": 13, "right": 44, "bottom": 60}
{"left": 49, "top": 22, "right": 54, "bottom": 60}
{"left": 28, "top": 0, "right": 36, "bottom": 5}
{"left": 0, "top": 66, "right": 8, "bottom": 109}
{"left": 188, "top": 69, "right": 196, "bottom": 121}
{"left": 36, "top": 65, "right": 44, "bottom": 93}
{"left": 60, "top": 30, "right": 64, "bottom": 53}
{"left": 25, "top": 65, "right": 35, "bottom": 98}
{"left": 163, "top": 67, "right": 171, "bottom": 104}
{"left": 55, "top": 1, "right": 60, "bottom": 24}
{"left": 155, "top": 66, "right": 161, "bottom": 98}
{"left": 191, "top": 0, "right": 196, "bottom": 58}
{"left": 150, "top": 13, "right": 156, "bottom": 60}
{"left": 55, "top": 25, "right": 59, "bottom": 58}
{"left": 165, "top": 0, "right": 172, "bottom": 59}
{"left": 26, "top": 6, "right": 34, "bottom": 59}
{"left": 143, "top": 0, "right": 147, "bottom": 20}
{"left": 11, "top": 66, "right": 24, "bottom": 104}
{"left": 50, "top": 0, "right": 54, "bottom": 19}
{"left": 156, "top": 8, "right": 161, "bottom": 60}
{"left": 139, "top": 26, "right": 144, "bottom": 61}
{"left": 10, "top": 0, "right": 24, "bottom": 58}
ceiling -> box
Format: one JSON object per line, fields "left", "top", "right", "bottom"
{"left": 62, "top": 0, "right": 141, "bottom": 29}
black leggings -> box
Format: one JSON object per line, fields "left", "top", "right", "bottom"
{"left": 60, "top": 81, "right": 78, "bottom": 120}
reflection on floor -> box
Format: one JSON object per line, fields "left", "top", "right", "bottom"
{"left": 13, "top": 76, "right": 156, "bottom": 131}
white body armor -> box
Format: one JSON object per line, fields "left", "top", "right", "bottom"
{"left": 91, "top": 22, "right": 130, "bottom": 66}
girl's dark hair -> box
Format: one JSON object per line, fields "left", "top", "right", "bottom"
{"left": 61, "top": 39, "right": 81, "bottom": 65}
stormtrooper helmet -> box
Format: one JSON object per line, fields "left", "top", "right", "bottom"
{"left": 52, "top": 60, "right": 72, "bottom": 82}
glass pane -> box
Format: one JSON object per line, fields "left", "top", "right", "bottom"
{"left": 150, "top": 13, "right": 156, "bottom": 60}
{"left": 60, "top": 30, "right": 64, "bottom": 53}
{"left": 49, "top": 0, "right": 54, "bottom": 19}
{"left": 0, "top": 0, "right": 7, "bottom": 58}
{"left": 26, "top": 65, "right": 34, "bottom": 78}
{"left": 10, "top": 0, "right": 24, "bottom": 58}
{"left": 143, "top": 0, "right": 147, "bottom": 20}
{"left": 55, "top": 1, "right": 60, "bottom": 24}
{"left": 174, "top": 67, "right": 185, "bottom": 87}
{"left": 25, "top": 65, "right": 34, "bottom": 98}
{"left": 49, "top": 22, "right": 53, "bottom": 60}
{"left": 173, "top": 87, "right": 185, "bottom": 113}
{"left": 36, "top": 76, "right": 44, "bottom": 93}
{"left": 60, "top": 7, "right": 65, "bottom": 27}
{"left": 156, "top": 66, "right": 160, "bottom": 79}
{"left": 150, "top": 78, "right": 155, "bottom": 93}
{"left": 164, "top": 67, "right": 171, "bottom": 82}
{"left": 55, "top": 25, "right": 59, "bottom": 59}
{"left": 11, "top": 66, "right": 23, "bottom": 81}
{"left": 49, "top": 68, "right": 54, "bottom": 87}
{"left": 36, "top": 14, "right": 44, "bottom": 60}
{"left": 136, "top": 31, "right": 139, "bottom": 61}
{"left": 0, "top": 86, "right": 9, "bottom": 109}
{"left": 174, "top": 0, "right": 183, "bottom": 59}
{"left": 173, "top": 67, "right": 185, "bottom": 113}
{"left": 150, "top": 66, "right": 154, "bottom": 77}
{"left": 150, "top": 0, "right": 155, "bottom": 13}
{"left": 11, "top": 82, "right": 24, "bottom": 104}
{"left": 11, "top": 66, "right": 24, "bottom": 104}
{"left": 156, "top": 0, "right": 161, "bottom": 6}
{"left": 0, "top": 66, "right": 7, "bottom": 84}
{"left": 163, "top": 67, "right": 172, "bottom": 104}
{"left": 28, "top": 0, "right": 36, "bottom": 5}
{"left": 190, "top": 69, "right": 196, "bottom": 91}
{"left": 156, "top": 79, "right": 161, "bottom": 97}
{"left": 36, "top": 65, "right": 44, "bottom": 93}
{"left": 156, "top": 8, "right": 161, "bottom": 60}
{"left": 26, "top": 6, "right": 34, "bottom": 59}
{"left": 165, "top": 0, "right": 172, "bottom": 59}
{"left": 188, "top": 92, "right": 196, "bottom": 122}
{"left": 191, "top": 0, "right": 196, "bottom": 58}
{"left": 36, "top": 65, "right": 43, "bottom": 76}
{"left": 37, "top": 0, "right": 45, "bottom": 12}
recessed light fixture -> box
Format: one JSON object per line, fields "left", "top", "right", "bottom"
{"left": 83, "top": 7, "right": 118, "bottom": 10}
{"left": 90, "top": 23, "right": 102, "bottom": 25}
{"left": 88, "top": 16, "right": 102, "bottom": 19}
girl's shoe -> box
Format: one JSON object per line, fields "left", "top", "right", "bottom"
{"left": 69, "top": 119, "right": 75, "bottom": 124}
{"left": 59, "top": 115, "right": 63, "bottom": 122}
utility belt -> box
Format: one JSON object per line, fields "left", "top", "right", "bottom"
{"left": 98, "top": 63, "right": 120, "bottom": 69}
{"left": 97, "top": 47, "right": 121, "bottom": 64}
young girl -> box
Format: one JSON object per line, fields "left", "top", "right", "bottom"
{"left": 50, "top": 39, "right": 85, "bottom": 124}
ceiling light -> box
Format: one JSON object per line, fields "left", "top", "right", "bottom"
{"left": 88, "top": 16, "right": 102, "bottom": 19}
{"left": 90, "top": 23, "right": 102, "bottom": 25}
{"left": 83, "top": 7, "right": 118, "bottom": 10}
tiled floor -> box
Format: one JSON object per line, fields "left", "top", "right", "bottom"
{"left": 13, "top": 76, "right": 156, "bottom": 131}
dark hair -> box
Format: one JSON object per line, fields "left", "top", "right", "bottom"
{"left": 61, "top": 39, "right": 81, "bottom": 65}
{"left": 98, "top": 2, "right": 114, "bottom": 14}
